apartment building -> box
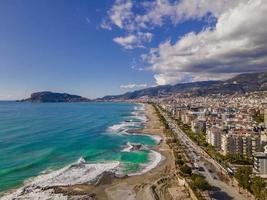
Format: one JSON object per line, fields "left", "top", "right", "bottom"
{"left": 206, "top": 127, "right": 222, "bottom": 149}
{"left": 253, "top": 146, "right": 267, "bottom": 175}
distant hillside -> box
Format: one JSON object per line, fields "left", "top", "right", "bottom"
{"left": 21, "top": 91, "right": 91, "bottom": 102}
{"left": 100, "top": 72, "right": 267, "bottom": 100}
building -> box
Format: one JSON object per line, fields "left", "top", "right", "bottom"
{"left": 191, "top": 119, "right": 206, "bottom": 133}
{"left": 253, "top": 146, "right": 267, "bottom": 175}
{"left": 221, "top": 132, "right": 260, "bottom": 156}
{"left": 206, "top": 127, "right": 222, "bottom": 149}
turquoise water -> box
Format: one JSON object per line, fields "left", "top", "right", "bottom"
{"left": 0, "top": 102, "right": 156, "bottom": 192}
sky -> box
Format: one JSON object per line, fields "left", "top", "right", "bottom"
{"left": 0, "top": 0, "right": 266, "bottom": 100}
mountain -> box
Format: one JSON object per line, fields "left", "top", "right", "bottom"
{"left": 20, "top": 91, "right": 91, "bottom": 102}
{"left": 100, "top": 72, "right": 267, "bottom": 100}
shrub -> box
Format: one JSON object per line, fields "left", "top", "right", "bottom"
{"left": 180, "top": 165, "right": 192, "bottom": 175}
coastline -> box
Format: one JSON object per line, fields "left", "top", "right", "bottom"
{"left": 1, "top": 103, "right": 179, "bottom": 200}
{"left": 52, "top": 103, "right": 177, "bottom": 200}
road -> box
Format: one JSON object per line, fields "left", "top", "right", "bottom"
{"left": 157, "top": 106, "right": 254, "bottom": 200}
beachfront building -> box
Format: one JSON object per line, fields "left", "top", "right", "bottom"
{"left": 206, "top": 127, "right": 222, "bottom": 149}
{"left": 220, "top": 132, "right": 260, "bottom": 156}
{"left": 253, "top": 146, "right": 267, "bottom": 175}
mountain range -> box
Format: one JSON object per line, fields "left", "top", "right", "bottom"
{"left": 100, "top": 72, "right": 267, "bottom": 100}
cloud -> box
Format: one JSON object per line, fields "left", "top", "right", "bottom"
{"left": 120, "top": 83, "right": 148, "bottom": 89}
{"left": 104, "top": 0, "right": 242, "bottom": 31}
{"left": 103, "top": 0, "right": 267, "bottom": 85}
{"left": 100, "top": 20, "right": 112, "bottom": 30}
{"left": 146, "top": 0, "right": 267, "bottom": 85}
{"left": 85, "top": 17, "right": 90, "bottom": 24}
{"left": 103, "top": 0, "right": 245, "bottom": 51}
{"left": 107, "top": 0, "right": 133, "bottom": 29}
{"left": 113, "top": 32, "right": 153, "bottom": 49}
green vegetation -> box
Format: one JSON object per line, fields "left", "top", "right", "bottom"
{"left": 175, "top": 158, "right": 185, "bottom": 166}
{"left": 153, "top": 105, "right": 175, "bottom": 138}
{"left": 224, "top": 153, "right": 253, "bottom": 165}
{"left": 191, "top": 174, "right": 211, "bottom": 191}
{"left": 252, "top": 111, "right": 264, "bottom": 124}
{"left": 250, "top": 176, "right": 267, "bottom": 200}
{"left": 153, "top": 105, "right": 211, "bottom": 199}
{"left": 235, "top": 166, "right": 252, "bottom": 190}
{"left": 180, "top": 165, "right": 192, "bottom": 175}
{"left": 235, "top": 166, "right": 267, "bottom": 200}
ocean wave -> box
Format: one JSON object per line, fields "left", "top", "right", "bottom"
{"left": 107, "top": 104, "right": 147, "bottom": 135}
{"left": 121, "top": 142, "right": 149, "bottom": 152}
{"left": 107, "top": 121, "right": 139, "bottom": 133}
{"left": 128, "top": 150, "right": 163, "bottom": 176}
{"left": 1, "top": 157, "right": 120, "bottom": 199}
{"left": 148, "top": 135, "right": 162, "bottom": 144}
{"left": 1, "top": 188, "right": 68, "bottom": 200}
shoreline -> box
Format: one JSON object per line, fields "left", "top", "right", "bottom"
{"left": 61, "top": 103, "right": 177, "bottom": 200}
{"left": 1, "top": 103, "right": 177, "bottom": 200}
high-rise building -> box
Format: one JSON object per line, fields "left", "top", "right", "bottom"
{"left": 221, "top": 133, "right": 260, "bottom": 156}
{"left": 206, "top": 127, "right": 221, "bottom": 149}
{"left": 253, "top": 146, "right": 267, "bottom": 175}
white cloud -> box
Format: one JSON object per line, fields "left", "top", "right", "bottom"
{"left": 103, "top": 0, "right": 267, "bottom": 85}
{"left": 100, "top": 20, "right": 112, "bottom": 30}
{"left": 108, "top": 0, "right": 133, "bottom": 29}
{"left": 104, "top": 0, "right": 243, "bottom": 31}
{"left": 120, "top": 83, "right": 148, "bottom": 89}
{"left": 113, "top": 32, "right": 153, "bottom": 49}
{"left": 85, "top": 17, "right": 90, "bottom": 24}
{"left": 146, "top": 0, "right": 267, "bottom": 85}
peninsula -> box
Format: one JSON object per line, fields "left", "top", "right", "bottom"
{"left": 20, "top": 91, "right": 91, "bottom": 103}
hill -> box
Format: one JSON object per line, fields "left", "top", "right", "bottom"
{"left": 21, "top": 91, "right": 91, "bottom": 102}
{"left": 100, "top": 72, "right": 267, "bottom": 100}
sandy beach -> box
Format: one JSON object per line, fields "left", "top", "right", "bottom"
{"left": 49, "top": 103, "right": 184, "bottom": 200}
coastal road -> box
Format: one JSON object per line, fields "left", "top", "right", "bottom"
{"left": 156, "top": 106, "right": 254, "bottom": 200}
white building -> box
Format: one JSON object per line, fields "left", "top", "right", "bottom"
{"left": 253, "top": 146, "right": 267, "bottom": 175}
{"left": 206, "top": 127, "right": 222, "bottom": 149}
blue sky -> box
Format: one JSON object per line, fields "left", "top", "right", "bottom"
{"left": 0, "top": 0, "right": 266, "bottom": 99}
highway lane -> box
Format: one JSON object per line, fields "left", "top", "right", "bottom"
{"left": 157, "top": 106, "right": 253, "bottom": 200}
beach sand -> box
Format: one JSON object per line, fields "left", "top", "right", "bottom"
{"left": 49, "top": 104, "right": 188, "bottom": 200}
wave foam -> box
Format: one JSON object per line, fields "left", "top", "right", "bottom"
{"left": 128, "top": 150, "right": 163, "bottom": 176}
{"left": 1, "top": 158, "right": 120, "bottom": 199}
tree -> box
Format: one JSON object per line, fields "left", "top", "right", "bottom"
{"left": 235, "top": 166, "right": 252, "bottom": 190}
{"left": 192, "top": 177, "right": 210, "bottom": 191}
{"left": 250, "top": 176, "right": 266, "bottom": 200}
{"left": 180, "top": 165, "right": 192, "bottom": 175}
{"left": 175, "top": 159, "right": 185, "bottom": 166}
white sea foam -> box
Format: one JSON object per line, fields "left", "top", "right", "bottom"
{"left": 149, "top": 135, "right": 162, "bottom": 144}
{"left": 1, "top": 158, "right": 120, "bottom": 200}
{"left": 107, "top": 103, "right": 147, "bottom": 135}
{"left": 121, "top": 142, "right": 133, "bottom": 152}
{"left": 1, "top": 188, "right": 68, "bottom": 200}
{"left": 121, "top": 142, "right": 149, "bottom": 152}
{"left": 31, "top": 158, "right": 120, "bottom": 187}
{"left": 128, "top": 150, "right": 163, "bottom": 176}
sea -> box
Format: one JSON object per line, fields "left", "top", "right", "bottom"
{"left": 0, "top": 101, "right": 162, "bottom": 199}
